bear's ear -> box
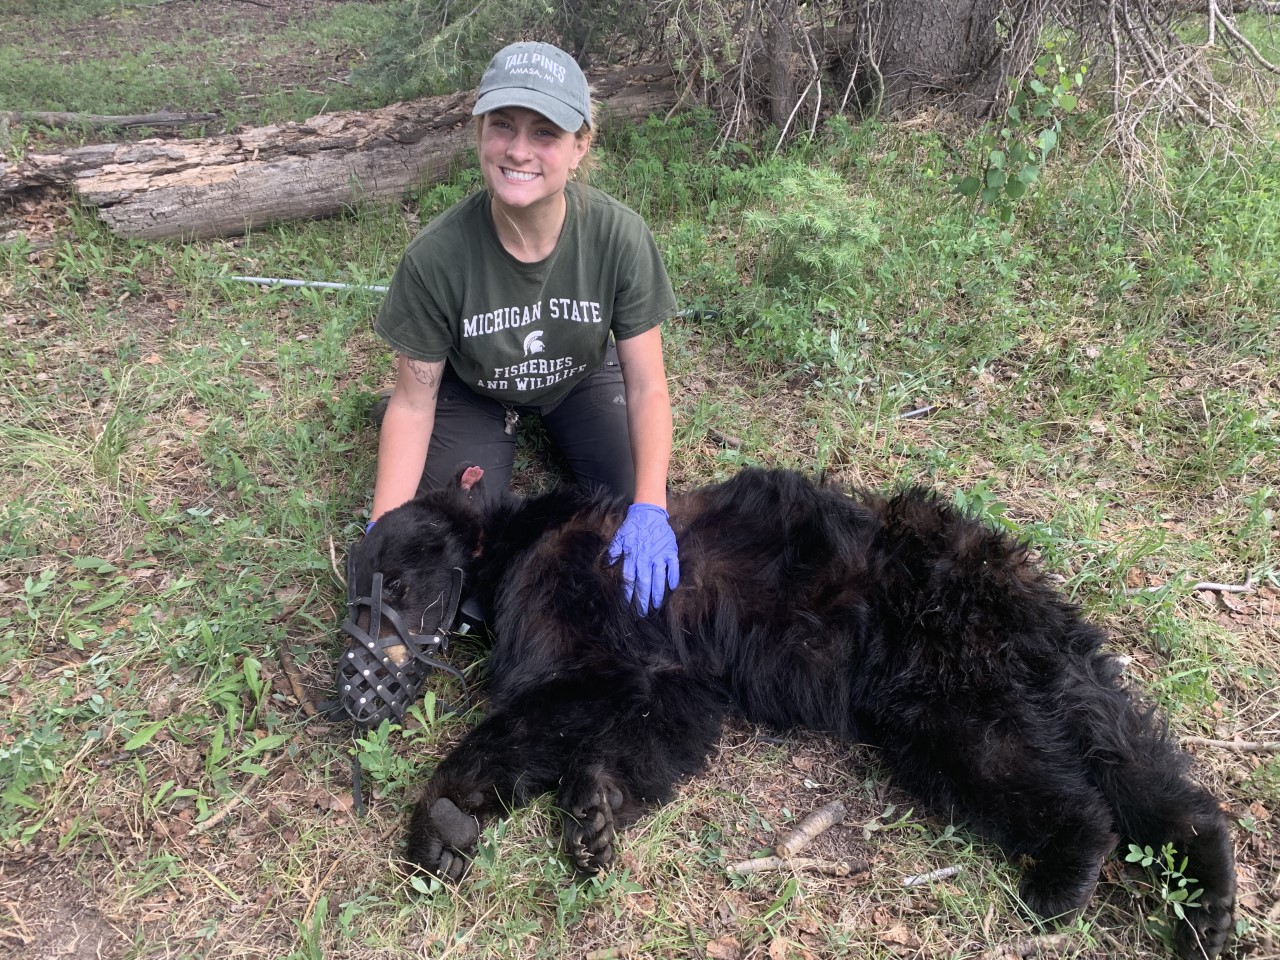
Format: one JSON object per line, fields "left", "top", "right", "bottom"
{"left": 447, "top": 462, "right": 485, "bottom": 507}
{"left": 458, "top": 465, "right": 484, "bottom": 492}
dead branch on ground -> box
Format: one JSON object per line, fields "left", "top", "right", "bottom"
{"left": 278, "top": 646, "right": 318, "bottom": 718}
{"left": 902, "top": 864, "right": 963, "bottom": 886}
{"left": 1182, "top": 736, "right": 1280, "bottom": 753}
{"left": 775, "top": 799, "right": 848, "bottom": 857}
{"left": 728, "top": 854, "right": 869, "bottom": 876}
{"left": 1125, "top": 574, "right": 1256, "bottom": 595}
{"left": 984, "top": 932, "right": 1080, "bottom": 958}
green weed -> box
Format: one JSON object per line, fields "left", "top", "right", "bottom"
{"left": 1125, "top": 842, "right": 1206, "bottom": 949}
{"left": 956, "top": 46, "right": 1087, "bottom": 223}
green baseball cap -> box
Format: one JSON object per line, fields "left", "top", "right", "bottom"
{"left": 472, "top": 42, "right": 591, "bottom": 132}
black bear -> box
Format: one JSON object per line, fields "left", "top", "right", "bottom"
{"left": 341, "top": 465, "right": 1235, "bottom": 959}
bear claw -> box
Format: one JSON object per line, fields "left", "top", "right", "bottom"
{"left": 561, "top": 780, "right": 623, "bottom": 874}
{"left": 406, "top": 796, "right": 480, "bottom": 881}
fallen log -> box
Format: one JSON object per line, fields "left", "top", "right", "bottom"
{"left": 0, "top": 64, "right": 678, "bottom": 241}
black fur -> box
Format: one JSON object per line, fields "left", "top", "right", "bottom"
{"left": 349, "top": 467, "right": 1236, "bottom": 958}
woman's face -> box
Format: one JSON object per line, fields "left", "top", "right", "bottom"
{"left": 478, "top": 107, "right": 589, "bottom": 214}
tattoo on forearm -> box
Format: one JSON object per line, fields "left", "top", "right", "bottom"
{"left": 407, "top": 360, "right": 441, "bottom": 388}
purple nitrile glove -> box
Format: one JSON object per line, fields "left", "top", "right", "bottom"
{"left": 608, "top": 502, "right": 680, "bottom": 615}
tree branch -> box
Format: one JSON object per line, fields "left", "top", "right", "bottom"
{"left": 1182, "top": 736, "right": 1280, "bottom": 754}
{"left": 902, "top": 864, "right": 963, "bottom": 886}
{"left": 729, "top": 855, "right": 869, "bottom": 876}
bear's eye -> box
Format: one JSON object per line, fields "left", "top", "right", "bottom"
{"left": 383, "top": 578, "right": 403, "bottom": 599}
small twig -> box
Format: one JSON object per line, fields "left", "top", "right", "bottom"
{"left": 1124, "top": 573, "right": 1255, "bottom": 595}
{"left": 1189, "top": 572, "right": 1255, "bottom": 593}
{"left": 229, "top": 275, "right": 389, "bottom": 293}
{"left": 328, "top": 536, "right": 346, "bottom": 590}
{"left": 303, "top": 857, "right": 344, "bottom": 927}
{"left": 708, "top": 427, "right": 742, "bottom": 449}
{"left": 0, "top": 900, "right": 31, "bottom": 944}
{"left": 435, "top": 901, "right": 502, "bottom": 960}
{"left": 902, "top": 864, "right": 962, "bottom": 886}
{"left": 985, "top": 932, "right": 1078, "bottom": 958}
{"left": 838, "top": 62, "right": 861, "bottom": 115}
{"left": 775, "top": 799, "right": 847, "bottom": 857}
{"left": 1182, "top": 736, "right": 1280, "bottom": 754}
{"left": 585, "top": 943, "right": 661, "bottom": 960}
{"left": 278, "top": 646, "right": 318, "bottom": 717}
{"left": 728, "top": 855, "right": 868, "bottom": 877}
{"left": 1214, "top": 6, "right": 1280, "bottom": 75}
{"left": 798, "top": 25, "right": 823, "bottom": 141}
{"left": 897, "top": 405, "right": 936, "bottom": 420}
{"left": 190, "top": 775, "right": 261, "bottom": 836}
{"left": 190, "top": 795, "right": 244, "bottom": 836}
{"left": 810, "top": 78, "right": 823, "bottom": 141}
{"left": 773, "top": 78, "right": 816, "bottom": 153}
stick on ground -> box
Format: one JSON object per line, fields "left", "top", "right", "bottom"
{"left": 1125, "top": 574, "right": 1255, "bottom": 595}
{"left": 984, "top": 931, "right": 1079, "bottom": 958}
{"left": 1182, "top": 736, "right": 1280, "bottom": 754}
{"left": 190, "top": 777, "right": 259, "bottom": 836}
{"left": 728, "top": 855, "right": 869, "bottom": 877}
{"left": 584, "top": 943, "right": 659, "bottom": 960}
{"left": 775, "top": 799, "right": 848, "bottom": 857}
{"left": 902, "top": 864, "right": 963, "bottom": 886}
{"left": 278, "top": 646, "right": 318, "bottom": 718}
{"left": 328, "top": 536, "right": 346, "bottom": 590}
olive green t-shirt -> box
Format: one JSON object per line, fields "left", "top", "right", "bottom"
{"left": 375, "top": 184, "right": 677, "bottom": 407}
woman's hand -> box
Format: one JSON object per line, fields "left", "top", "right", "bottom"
{"left": 608, "top": 502, "right": 679, "bottom": 614}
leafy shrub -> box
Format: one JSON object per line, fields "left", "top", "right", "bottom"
{"left": 726, "top": 168, "right": 882, "bottom": 366}
{"left": 956, "top": 48, "right": 1087, "bottom": 223}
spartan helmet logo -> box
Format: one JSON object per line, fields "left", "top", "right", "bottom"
{"left": 522, "top": 330, "right": 546, "bottom": 356}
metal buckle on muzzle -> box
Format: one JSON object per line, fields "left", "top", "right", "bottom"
{"left": 337, "top": 552, "right": 470, "bottom": 730}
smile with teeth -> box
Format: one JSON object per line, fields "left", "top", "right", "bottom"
{"left": 502, "top": 168, "right": 538, "bottom": 182}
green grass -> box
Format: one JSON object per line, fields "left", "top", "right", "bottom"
{"left": 0, "top": 0, "right": 395, "bottom": 134}
{"left": 2, "top": 5, "right": 1279, "bottom": 958}
{"left": 4, "top": 0, "right": 153, "bottom": 14}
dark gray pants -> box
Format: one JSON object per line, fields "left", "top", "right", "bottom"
{"left": 422, "top": 341, "right": 634, "bottom": 504}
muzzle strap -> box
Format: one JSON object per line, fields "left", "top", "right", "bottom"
{"left": 336, "top": 559, "right": 470, "bottom": 730}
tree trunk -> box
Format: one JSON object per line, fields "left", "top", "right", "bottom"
{"left": 0, "top": 64, "right": 677, "bottom": 241}
{"left": 766, "top": 0, "right": 805, "bottom": 131}
{"left": 853, "top": 0, "right": 1046, "bottom": 117}
{"left": 710, "top": 0, "right": 1046, "bottom": 138}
